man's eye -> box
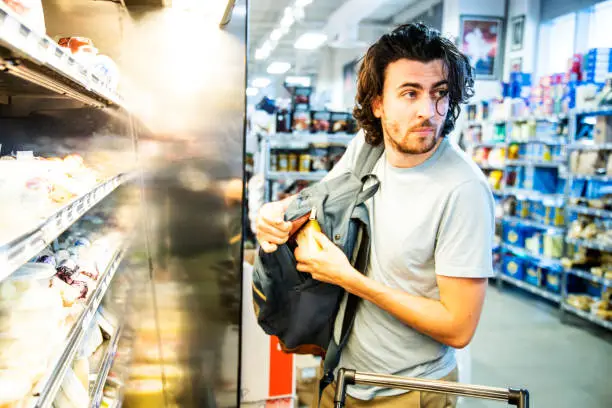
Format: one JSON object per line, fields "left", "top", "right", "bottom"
{"left": 434, "top": 89, "right": 449, "bottom": 98}
{"left": 402, "top": 91, "right": 417, "bottom": 98}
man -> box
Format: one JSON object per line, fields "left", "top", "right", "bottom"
{"left": 255, "top": 23, "right": 494, "bottom": 408}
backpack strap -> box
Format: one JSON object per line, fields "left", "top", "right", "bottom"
{"left": 353, "top": 140, "right": 384, "bottom": 179}
{"left": 318, "top": 139, "right": 381, "bottom": 405}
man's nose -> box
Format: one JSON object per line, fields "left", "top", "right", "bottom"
{"left": 417, "top": 96, "right": 436, "bottom": 120}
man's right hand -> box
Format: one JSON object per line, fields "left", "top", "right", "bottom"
{"left": 255, "top": 198, "right": 293, "bottom": 253}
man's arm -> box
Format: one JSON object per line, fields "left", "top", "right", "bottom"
{"left": 343, "top": 272, "right": 487, "bottom": 349}
{"left": 296, "top": 179, "right": 495, "bottom": 348}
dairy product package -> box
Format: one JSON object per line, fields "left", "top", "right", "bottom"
{"left": 1, "top": 0, "right": 46, "bottom": 33}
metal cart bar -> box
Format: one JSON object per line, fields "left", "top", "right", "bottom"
{"left": 334, "top": 368, "right": 529, "bottom": 408}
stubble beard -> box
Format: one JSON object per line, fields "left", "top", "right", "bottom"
{"left": 382, "top": 118, "right": 440, "bottom": 155}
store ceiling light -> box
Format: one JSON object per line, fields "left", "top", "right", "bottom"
{"left": 255, "top": 48, "right": 269, "bottom": 60}
{"left": 270, "top": 28, "right": 282, "bottom": 41}
{"left": 294, "top": 32, "right": 327, "bottom": 50}
{"left": 285, "top": 76, "right": 311, "bottom": 87}
{"left": 252, "top": 77, "right": 271, "bottom": 88}
{"left": 246, "top": 87, "right": 259, "bottom": 97}
{"left": 267, "top": 62, "right": 292, "bottom": 74}
{"left": 280, "top": 12, "right": 294, "bottom": 28}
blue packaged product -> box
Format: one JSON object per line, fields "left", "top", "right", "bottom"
{"left": 74, "top": 238, "right": 91, "bottom": 248}
{"left": 585, "top": 281, "right": 603, "bottom": 297}
{"left": 525, "top": 263, "right": 542, "bottom": 286}
{"left": 37, "top": 254, "right": 57, "bottom": 267}
{"left": 523, "top": 168, "right": 559, "bottom": 193}
{"left": 545, "top": 270, "right": 561, "bottom": 293}
{"left": 503, "top": 223, "right": 527, "bottom": 246}
{"left": 503, "top": 256, "right": 526, "bottom": 280}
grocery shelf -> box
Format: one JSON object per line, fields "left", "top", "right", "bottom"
{"left": 510, "top": 114, "right": 568, "bottom": 122}
{"left": 499, "top": 274, "right": 561, "bottom": 303}
{"left": 502, "top": 188, "right": 564, "bottom": 206}
{"left": 266, "top": 132, "right": 354, "bottom": 149}
{"left": 572, "top": 107, "right": 612, "bottom": 117}
{"left": 508, "top": 138, "right": 567, "bottom": 145}
{"left": 0, "top": 3, "right": 122, "bottom": 108}
{"left": 472, "top": 141, "right": 507, "bottom": 148}
{"left": 571, "top": 174, "right": 612, "bottom": 182}
{"left": 562, "top": 303, "right": 612, "bottom": 331}
{"left": 501, "top": 243, "right": 563, "bottom": 269}
{"left": 267, "top": 171, "right": 328, "bottom": 181}
{"left": 566, "top": 205, "right": 612, "bottom": 218}
{"left": 506, "top": 159, "right": 565, "bottom": 168}
{"left": 567, "top": 142, "right": 612, "bottom": 151}
{"left": 566, "top": 268, "right": 612, "bottom": 287}
{"left": 566, "top": 237, "right": 612, "bottom": 253}
{"left": 0, "top": 173, "right": 127, "bottom": 282}
{"left": 32, "top": 243, "right": 127, "bottom": 408}
{"left": 90, "top": 325, "right": 124, "bottom": 408}
{"left": 478, "top": 162, "right": 505, "bottom": 170}
{"left": 501, "top": 215, "right": 566, "bottom": 233}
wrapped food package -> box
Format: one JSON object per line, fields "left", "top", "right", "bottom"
{"left": 72, "top": 357, "right": 90, "bottom": 392}
{"left": 0, "top": 370, "right": 32, "bottom": 408}
{"left": 1, "top": 0, "right": 46, "bottom": 33}
{"left": 55, "top": 368, "right": 89, "bottom": 408}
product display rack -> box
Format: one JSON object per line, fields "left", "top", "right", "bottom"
{"left": 0, "top": 3, "right": 123, "bottom": 108}
{"left": 89, "top": 323, "right": 124, "bottom": 408}
{"left": 468, "top": 108, "right": 612, "bottom": 331}
{"left": 261, "top": 132, "right": 355, "bottom": 201}
{"left": 31, "top": 242, "right": 128, "bottom": 408}
{"left": 0, "top": 5, "right": 147, "bottom": 406}
{"left": 0, "top": 174, "right": 129, "bottom": 281}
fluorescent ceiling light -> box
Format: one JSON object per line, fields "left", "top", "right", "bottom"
{"left": 267, "top": 62, "right": 291, "bottom": 74}
{"left": 255, "top": 48, "right": 269, "bottom": 60}
{"left": 280, "top": 13, "right": 294, "bottom": 28}
{"left": 296, "top": 0, "right": 313, "bottom": 6}
{"left": 246, "top": 87, "right": 259, "bottom": 97}
{"left": 293, "top": 6, "right": 305, "bottom": 21}
{"left": 294, "top": 32, "right": 327, "bottom": 50}
{"left": 270, "top": 28, "right": 282, "bottom": 41}
{"left": 285, "top": 76, "right": 311, "bottom": 87}
{"left": 252, "top": 77, "right": 271, "bottom": 88}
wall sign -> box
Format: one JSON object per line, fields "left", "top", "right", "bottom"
{"left": 458, "top": 15, "right": 504, "bottom": 80}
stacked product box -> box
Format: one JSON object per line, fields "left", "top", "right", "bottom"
{"left": 584, "top": 48, "right": 612, "bottom": 84}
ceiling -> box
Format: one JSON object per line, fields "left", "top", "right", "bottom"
{"left": 247, "top": 0, "right": 443, "bottom": 85}
{"left": 248, "top": 0, "right": 348, "bottom": 78}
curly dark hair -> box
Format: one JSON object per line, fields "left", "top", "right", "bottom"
{"left": 353, "top": 23, "right": 474, "bottom": 146}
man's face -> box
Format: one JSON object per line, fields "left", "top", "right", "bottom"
{"left": 372, "top": 59, "right": 450, "bottom": 155}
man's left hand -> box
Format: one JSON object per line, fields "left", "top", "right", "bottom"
{"left": 294, "top": 231, "right": 359, "bottom": 287}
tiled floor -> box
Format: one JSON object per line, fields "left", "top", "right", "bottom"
{"left": 460, "top": 284, "right": 612, "bottom": 407}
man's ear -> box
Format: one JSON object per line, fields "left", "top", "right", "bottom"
{"left": 372, "top": 95, "right": 382, "bottom": 118}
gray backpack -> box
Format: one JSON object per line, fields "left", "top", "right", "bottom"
{"left": 252, "top": 140, "right": 384, "bottom": 393}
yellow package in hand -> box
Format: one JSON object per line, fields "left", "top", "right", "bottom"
{"left": 295, "top": 208, "right": 323, "bottom": 253}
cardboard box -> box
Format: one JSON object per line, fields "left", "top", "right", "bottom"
{"left": 594, "top": 115, "right": 612, "bottom": 144}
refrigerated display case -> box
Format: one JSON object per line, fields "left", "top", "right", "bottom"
{"left": 0, "top": 1, "right": 246, "bottom": 407}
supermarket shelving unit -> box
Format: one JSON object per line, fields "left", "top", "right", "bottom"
{"left": 261, "top": 132, "right": 355, "bottom": 201}
{"left": 468, "top": 107, "right": 612, "bottom": 332}
{"left": 0, "top": 3, "right": 142, "bottom": 407}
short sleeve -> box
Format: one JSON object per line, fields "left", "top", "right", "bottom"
{"left": 435, "top": 180, "right": 495, "bottom": 278}
{"left": 321, "top": 130, "right": 366, "bottom": 182}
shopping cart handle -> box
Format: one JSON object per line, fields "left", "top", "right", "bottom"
{"left": 333, "top": 368, "right": 529, "bottom": 408}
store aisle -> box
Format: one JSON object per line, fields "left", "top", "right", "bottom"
{"left": 461, "top": 285, "right": 612, "bottom": 408}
